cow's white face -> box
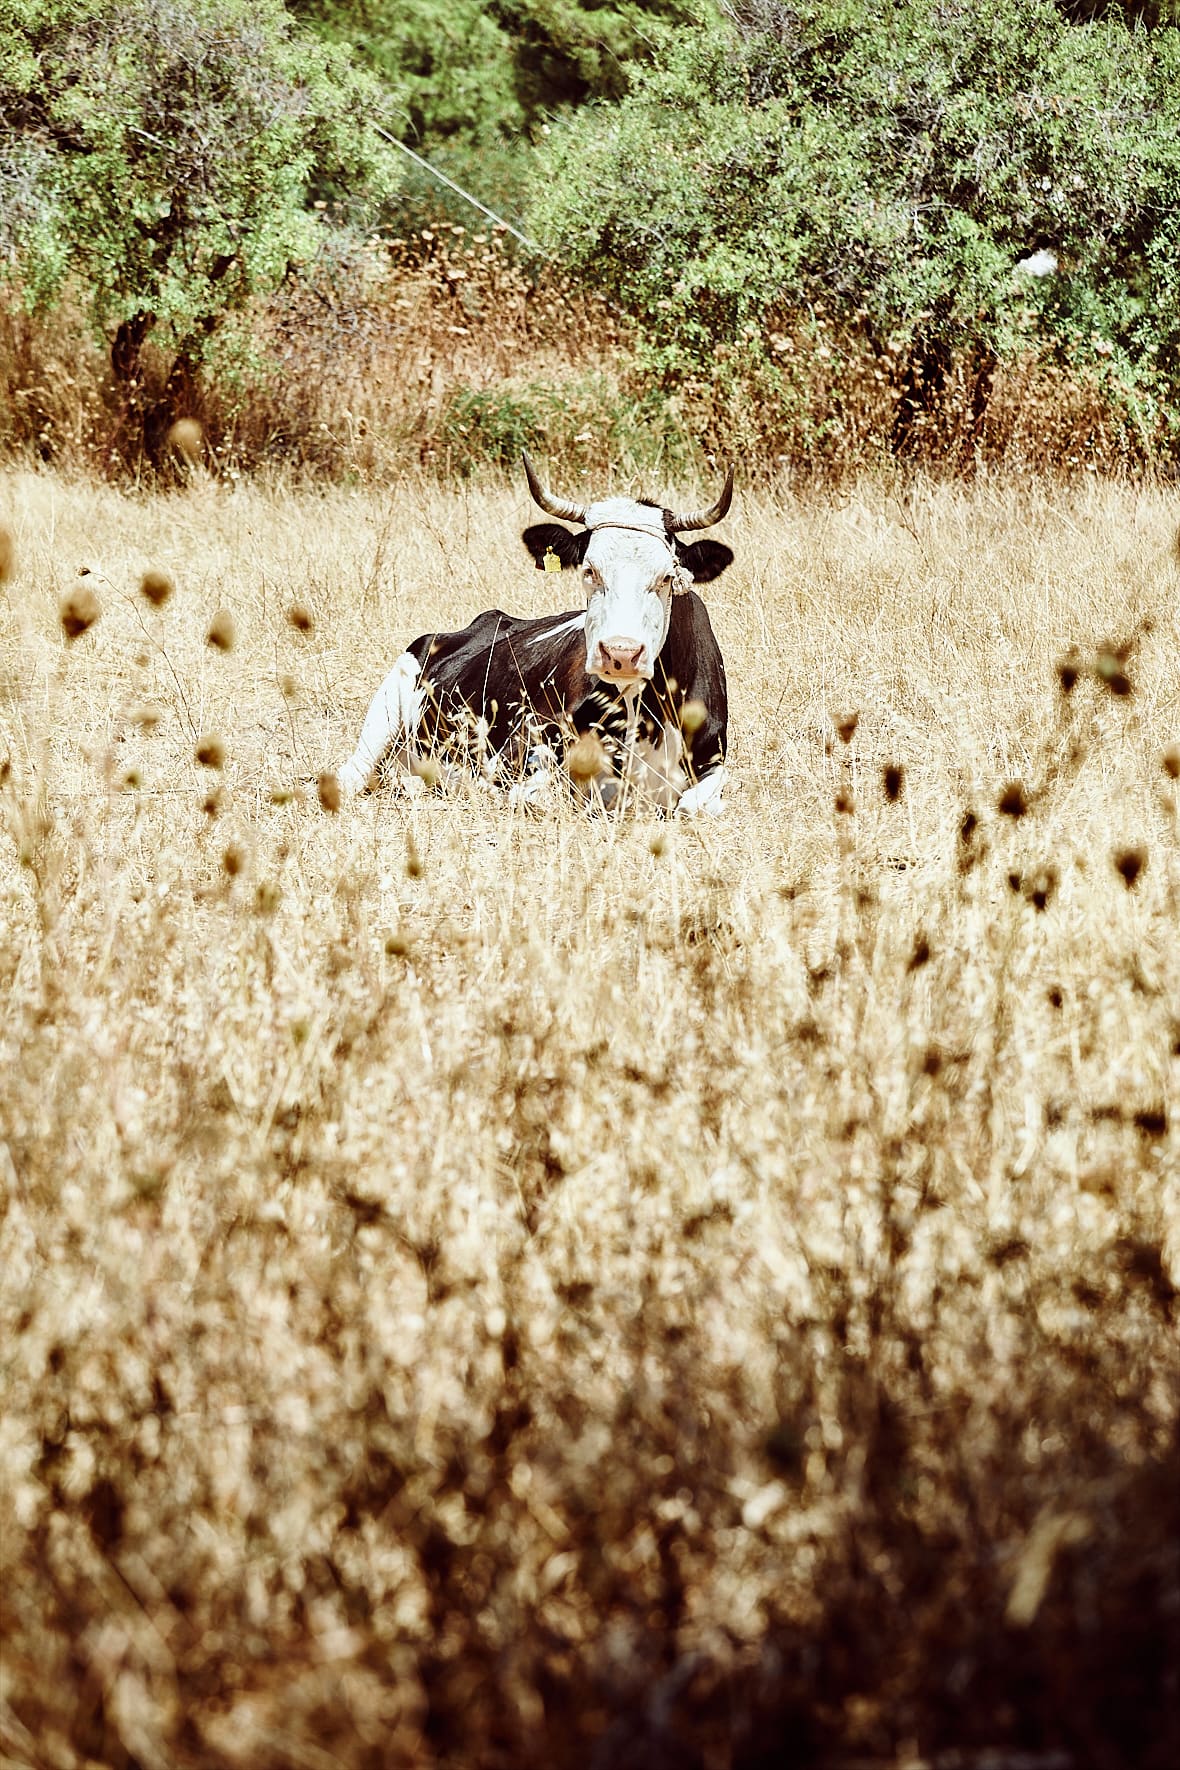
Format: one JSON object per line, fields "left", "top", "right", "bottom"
{"left": 579, "top": 499, "right": 679, "bottom": 686}
{"left": 521, "top": 454, "right": 734, "bottom": 690}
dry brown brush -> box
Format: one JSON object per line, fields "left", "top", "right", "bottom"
{"left": 0, "top": 233, "right": 1158, "bottom": 486}
{"left": 1, "top": 470, "right": 1179, "bottom": 1769}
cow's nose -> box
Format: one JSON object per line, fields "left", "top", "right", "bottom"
{"left": 597, "top": 638, "right": 646, "bottom": 677}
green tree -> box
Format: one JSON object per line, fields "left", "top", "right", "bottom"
{"left": 0, "top": 0, "right": 400, "bottom": 444}
{"left": 288, "top": 0, "right": 707, "bottom": 215}
{"left": 532, "top": 0, "right": 1180, "bottom": 459}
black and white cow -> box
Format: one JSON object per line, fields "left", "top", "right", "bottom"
{"left": 336, "top": 454, "right": 735, "bottom": 814}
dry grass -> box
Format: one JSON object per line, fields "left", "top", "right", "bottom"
{"left": 1, "top": 466, "right": 1179, "bottom": 1769}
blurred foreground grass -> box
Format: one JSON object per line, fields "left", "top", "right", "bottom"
{"left": 1, "top": 468, "right": 1178, "bottom": 1768}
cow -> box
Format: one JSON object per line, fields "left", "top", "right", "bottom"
{"left": 335, "top": 453, "right": 735, "bottom": 814}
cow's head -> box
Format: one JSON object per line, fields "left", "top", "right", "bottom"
{"left": 521, "top": 454, "right": 734, "bottom": 688}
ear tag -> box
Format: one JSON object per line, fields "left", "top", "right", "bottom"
{"left": 543, "top": 548, "right": 562, "bottom": 572}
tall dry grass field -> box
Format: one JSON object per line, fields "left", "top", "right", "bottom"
{"left": 1, "top": 466, "right": 1179, "bottom": 1769}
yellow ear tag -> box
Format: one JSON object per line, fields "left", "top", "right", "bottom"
{"left": 543, "top": 548, "right": 562, "bottom": 572}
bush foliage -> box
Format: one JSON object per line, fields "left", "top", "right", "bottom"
{"left": 534, "top": 0, "right": 1180, "bottom": 460}
{"left": 0, "top": 2, "right": 399, "bottom": 376}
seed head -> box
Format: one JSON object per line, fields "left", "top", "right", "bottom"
{"left": 0, "top": 525, "right": 14, "bottom": 584}
{"left": 1114, "top": 846, "right": 1146, "bottom": 889}
{"left": 411, "top": 756, "right": 442, "bottom": 790}
{"left": 406, "top": 836, "right": 423, "bottom": 879}
{"left": 206, "top": 608, "right": 235, "bottom": 652}
{"left": 130, "top": 703, "right": 160, "bottom": 732}
{"left": 139, "top": 568, "right": 173, "bottom": 608}
{"left": 60, "top": 583, "right": 101, "bottom": 641}
{"left": 254, "top": 880, "right": 281, "bottom": 915}
{"left": 908, "top": 934, "right": 931, "bottom": 971}
{"left": 167, "top": 418, "right": 203, "bottom": 462}
{"left": 317, "top": 771, "right": 341, "bottom": 812}
{"left": 567, "top": 732, "right": 606, "bottom": 784}
{"left": 998, "top": 781, "right": 1028, "bottom": 818}
{"left": 835, "top": 711, "right": 859, "bottom": 744}
{"left": 287, "top": 603, "right": 314, "bottom": 634}
{"left": 1025, "top": 865, "right": 1057, "bottom": 912}
{"left": 1057, "top": 657, "right": 1079, "bottom": 695}
{"left": 222, "top": 843, "right": 244, "bottom": 877}
{"left": 1162, "top": 745, "right": 1180, "bottom": 781}
{"left": 680, "top": 699, "right": 707, "bottom": 736}
{"left": 1095, "top": 652, "right": 1131, "bottom": 696}
{"left": 202, "top": 790, "right": 222, "bottom": 817}
{"left": 883, "top": 763, "right": 904, "bottom": 802}
{"left": 195, "top": 735, "right": 226, "bottom": 769}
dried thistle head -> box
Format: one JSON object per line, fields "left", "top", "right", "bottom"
{"left": 0, "top": 524, "right": 14, "bottom": 585}
{"left": 206, "top": 608, "right": 236, "bottom": 652}
{"left": 317, "top": 772, "right": 341, "bottom": 812}
{"left": 139, "top": 568, "right": 173, "bottom": 608}
{"left": 287, "top": 603, "right": 314, "bottom": 634}
{"left": 1057, "top": 655, "right": 1079, "bottom": 695}
{"left": 835, "top": 711, "right": 859, "bottom": 745}
{"left": 998, "top": 781, "right": 1028, "bottom": 818}
{"left": 1162, "top": 745, "right": 1179, "bottom": 781}
{"left": 1095, "top": 652, "right": 1132, "bottom": 697}
{"left": 883, "top": 763, "right": 904, "bottom": 802}
{"left": 567, "top": 732, "right": 606, "bottom": 784}
{"left": 1024, "top": 865, "right": 1058, "bottom": 912}
{"left": 60, "top": 583, "right": 101, "bottom": 641}
{"left": 195, "top": 735, "right": 226, "bottom": 769}
{"left": 222, "top": 843, "right": 244, "bottom": 877}
{"left": 167, "top": 418, "right": 203, "bottom": 463}
{"left": 1114, "top": 846, "right": 1146, "bottom": 890}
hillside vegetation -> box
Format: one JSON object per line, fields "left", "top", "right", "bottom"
{"left": 1, "top": 468, "right": 1178, "bottom": 1764}
{"left": 2, "top": 2, "right": 1179, "bottom": 478}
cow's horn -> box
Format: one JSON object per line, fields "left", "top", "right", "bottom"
{"left": 522, "top": 451, "right": 587, "bottom": 524}
{"left": 665, "top": 465, "right": 735, "bottom": 533}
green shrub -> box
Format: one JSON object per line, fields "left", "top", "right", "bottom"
{"left": 532, "top": 1, "right": 1180, "bottom": 463}
{"left": 0, "top": 0, "right": 400, "bottom": 415}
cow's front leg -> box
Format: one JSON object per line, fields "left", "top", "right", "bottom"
{"left": 676, "top": 766, "right": 728, "bottom": 816}
{"left": 338, "top": 652, "right": 423, "bottom": 796}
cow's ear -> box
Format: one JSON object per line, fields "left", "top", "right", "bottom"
{"left": 522, "top": 524, "right": 590, "bottom": 569}
{"left": 675, "top": 539, "right": 734, "bottom": 583}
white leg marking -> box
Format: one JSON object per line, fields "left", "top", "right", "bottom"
{"left": 507, "top": 743, "right": 559, "bottom": 808}
{"left": 338, "top": 652, "right": 423, "bottom": 796}
{"left": 626, "top": 723, "right": 686, "bottom": 812}
{"left": 677, "top": 765, "right": 728, "bottom": 817}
